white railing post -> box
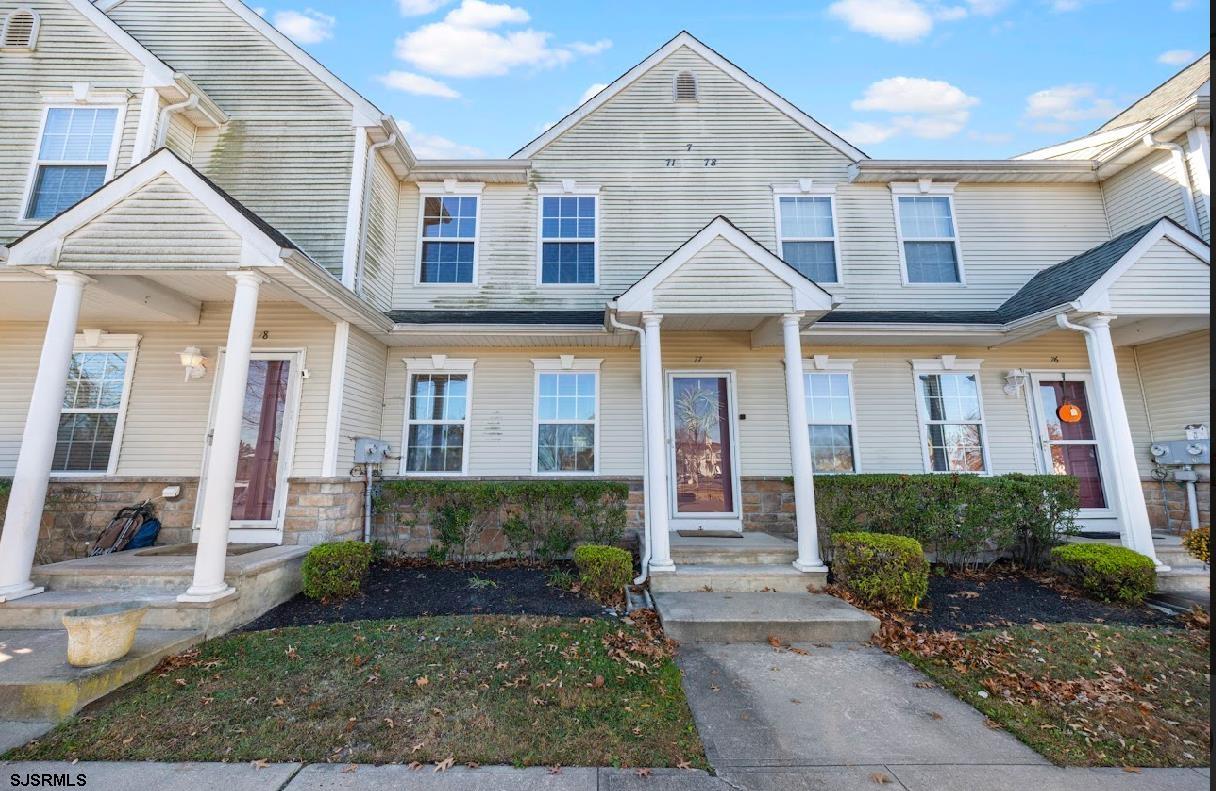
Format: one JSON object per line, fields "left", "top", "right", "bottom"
{"left": 782, "top": 313, "right": 827, "bottom": 573}
{"left": 642, "top": 313, "right": 673, "bottom": 571}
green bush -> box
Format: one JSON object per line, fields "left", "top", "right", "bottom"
{"left": 573, "top": 544, "right": 633, "bottom": 604}
{"left": 302, "top": 542, "right": 374, "bottom": 600}
{"left": 831, "top": 532, "right": 929, "bottom": 610}
{"left": 813, "top": 473, "right": 1080, "bottom": 569}
{"left": 1049, "top": 543, "right": 1156, "bottom": 605}
{"left": 1182, "top": 527, "right": 1210, "bottom": 565}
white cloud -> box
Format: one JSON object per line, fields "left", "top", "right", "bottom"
{"left": 395, "top": 0, "right": 611, "bottom": 78}
{"left": 842, "top": 122, "right": 901, "bottom": 145}
{"left": 1171, "top": 0, "right": 1195, "bottom": 9}
{"left": 377, "top": 71, "right": 461, "bottom": 98}
{"left": 272, "top": 9, "right": 334, "bottom": 44}
{"left": 397, "top": 0, "right": 453, "bottom": 15}
{"left": 1158, "top": 49, "right": 1197, "bottom": 66}
{"left": 1023, "top": 84, "right": 1118, "bottom": 132}
{"left": 846, "top": 76, "right": 979, "bottom": 143}
{"left": 1050, "top": 0, "right": 1083, "bottom": 11}
{"left": 968, "top": 130, "right": 1015, "bottom": 145}
{"left": 827, "top": 0, "right": 934, "bottom": 42}
{"left": 580, "top": 82, "right": 609, "bottom": 103}
{"left": 570, "top": 39, "right": 613, "bottom": 55}
{"left": 964, "top": 0, "right": 1008, "bottom": 13}
{"left": 398, "top": 120, "right": 484, "bottom": 159}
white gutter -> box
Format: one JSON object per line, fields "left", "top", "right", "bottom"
{"left": 352, "top": 134, "right": 398, "bottom": 295}
{"left": 1144, "top": 134, "right": 1201, "bottom": 234}
{"left": 609, "top": 312, "right": 652, "bottom": 584}
{"left": 153, "top": 94, "right": 198, "bottom": 149}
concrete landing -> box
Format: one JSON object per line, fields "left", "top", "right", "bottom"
{"left": 653, "top": 591, "right": 879, "bottom": 643}
{"left": 649, "top": 564, "right": 826, "bottom": 593}
{"left": 669, "top": 532, "right": 799, "bottom": 565}
{"left": 0, "top": 628, "right": 203, "bottom": 722}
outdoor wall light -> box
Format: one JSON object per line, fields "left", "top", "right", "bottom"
{"left": 178, "top": 346, "right": 208, "bottom": 381}
{"left": 1003, "top": 369, "right": 1028, "bottom": 397}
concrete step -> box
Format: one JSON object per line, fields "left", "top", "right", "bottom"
{"left": 0, "top": 589, "right": 242, "bottom": 632}
{"left": 650, "top": 564, "right": 825, "bottom": 593}
{"left": 653, "top": 591, "right": 879, "bottom": 644}
{"left": 1156, "top": 566, "right": 1210, "bottom": 593}
{"left": 669, "top": 532, "right": 798, "bottom": 566}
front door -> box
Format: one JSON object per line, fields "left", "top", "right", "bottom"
{"left": 667, "top": 372, "right": 743, "bottom": 532}
{"left": 1030, "top": 373, "right": 1113, "bottom": 516}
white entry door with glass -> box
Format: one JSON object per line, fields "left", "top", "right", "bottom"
{"left": 666, "top": 372, "right": 743, "bottom": 532}
{"left": 1030, "top": 373, "right": 1112, "bottom": 516}
{"left": 194, "top": 351, "right": 303, "bottom": 542}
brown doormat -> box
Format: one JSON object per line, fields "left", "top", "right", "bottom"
{"left": 675, "top": 530, "right": 742, "bottom": 538}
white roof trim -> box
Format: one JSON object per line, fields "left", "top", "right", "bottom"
{"left": 68, "top": 0, "right": 173, "bottom": 85}
{"left": 512, "top": 31, "right": 866, "bottom": 162}
{"left": 1072, "top": 219, "right": 1210, "bottom": 312}
{"left": 4, "top": 149, "right": 287, "bottom": 268}
{"left": 615, "top": 216, "right": 836, "bottom": 313}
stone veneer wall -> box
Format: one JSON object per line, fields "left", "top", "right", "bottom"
{"left": 282, "top": 477, "right": 364, "bottom": 545}
{"left": 1143, "top": 477, "right": 1211, "bottom": 533}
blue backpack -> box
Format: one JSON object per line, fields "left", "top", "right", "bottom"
{"left": 127, "top": 517, "right": 161, "bottom": 550}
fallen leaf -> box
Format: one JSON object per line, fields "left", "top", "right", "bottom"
{"left": 434, "top": 756, "right": 454, "bottom": 773}
{"left": 1122, "top": 767, "right": 1142, "bottom": 774}
{"left": 407, "top": 761, "right": 422, "bottom": 771}
{"left": 415, "top": 676, "right": 429, "bottom": 687}
{"left": 929, "top": 712, "right": 943, "bottom": 720}
{"left": 341, "top": 765, "right": 358, "bottom": 774}
{"left": 676, "top": 760, "right": 692, "bottom": 770}
{"left": 250, "top": 759, "right": 270, "bottom": 770}
{"left": 272, "top": 697, "right": 286, "bottom": 707}
{"left": 636, "top": 768, "right": 651, "bottom": 777}
{"left": 548, "top": 766, "right": 562, "bottom": 775}
{"left": 870, "top": 771, "right": 892, "bottom": 784}
{"left": 593, "top": 674, "right": 605, "bottom": 688}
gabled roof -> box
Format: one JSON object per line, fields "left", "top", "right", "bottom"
{"left": 512, "top": 31, "right": 866, "bottom": 162}
{"left": 69, "top": 0, "right": 175, "bottom": 84}
{"left": 1094, "top": 53, "right": 1209, "bottom": 134}
{"left": 615, "top": 215, "right": 837, "bottom": 313}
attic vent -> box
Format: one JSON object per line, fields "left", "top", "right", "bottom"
{"left": 2, "top": 8, "right": 39, "bottom": 49}
{"left": 674, "top": 71, "right": 698, "bottom": 102}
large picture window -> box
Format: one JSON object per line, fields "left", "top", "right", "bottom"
{"left": 914, "top": 364, "right": 988, "bottom": 473}
{"left": 539, "top": 190, "right": 597, "bottom": 284}
{"left": 805, "top": 370, "right": 858, "bottom": 472}
{"left": 402, "top": 359, "right": 474, "bottom": 474}
{"left": 26, "top": 106, "right": 121, "bottom": 220}
{"left": 53, "top": 340, "right": 137, "bottom": 474}
{"left": 533, "top": 359, "right": 600, "bottom": 473}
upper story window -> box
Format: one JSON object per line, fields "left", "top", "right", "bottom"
{"left": 538, "top": 183, "right": 599, "bottom": 285}
{"left": 54, "top": 335, "right": 139, "bottom": 475}
{"left": 776, "top": 188, "right": 839, "bottom": 283}
{"left": 416, "top": 181, "right": 482, "bottom": 284}
{"left": 25, "top": 106, "right": 121, "bottom": 220}
{"left": 2, "top": 8, "right": 40, "bottom": 49}
{"left": 674, "top": 71, "right": 698, "bottom": 102}
{"left": 912, "top": 358, "right": 987, "bottom": 474}
{"left": 892, "top": 182, "right": 964, "bottom": 284}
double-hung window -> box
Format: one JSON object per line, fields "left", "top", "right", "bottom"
{"left": 54, "top": 337, "right": 139, "bottom": 474}
{"left": 776, "top": 188, "right": 839, "bottom": 283}
{"left": 417, "top": 183, "right": 481, "bottom": 284}
{"left": 538, "top": 185, "right": 598, "bottom": 285}
{"left": 913, "top": 360, "right": 988, "bottom": 473}
{"left": 804, "top": 365, "right": 858, "bottom": 473}
{"left": 26, "top": 106, "right": 121, "bottom": 220}
{"left": 533, "top": 358, "right": 601, "bottom": 473}
{"left": 893, "top": 183, "right": 963, "bottom": 284}
{"left": 402, "top": 359, "right": 474, "bottom": 474}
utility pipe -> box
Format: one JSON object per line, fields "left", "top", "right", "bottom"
{"left": 352, "top": 134, "right": 398, "bottom": 295}
{"left": 609, "top": 313, "right": 653, "bottom": 584}
{"left": 363, "top": 461, "right": 374, "bottom": 543}
{"left": 1144, "top": 134, "right": 1201, "bottom": 234}
{"left": 154, "top": 94, "right": 198, "bottom": 150}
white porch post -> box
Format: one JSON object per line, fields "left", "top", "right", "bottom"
{"left": 179, "top": 271, "right": 266, "bottom": 602}
{"left": 1077, "top": 314, "right": 1164, "bottom": 569}
{"left": 641, "top": 313, "right": 674, "bottom": 571}
{"left": 781, "top": 313, "right": 827, "bottom": 573}
{"left": 0, "top": 271, "right": 91, "bottom": 601}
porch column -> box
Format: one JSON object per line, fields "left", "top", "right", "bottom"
{"left": 179, "top": 271, "right": 266, "bottom": 602}
{"left": 1077, "top": 315, "right": 1164, "bottom": 568}
{"left": 781, "top": 314, "right": 827, "bottom": 573}
{"left": 0, "top": 271, "right": 91, "bottom": 602}
{"left": 642, "top": 313, "right": 674, "bottom": 571}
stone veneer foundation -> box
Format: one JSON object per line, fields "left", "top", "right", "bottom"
{"left": 1143, "top": 475, "right": 1211, "bottom": 532}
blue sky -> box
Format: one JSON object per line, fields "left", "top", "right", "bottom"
{"left": 253, "top": 0, "right": 1210, "bottom": 159}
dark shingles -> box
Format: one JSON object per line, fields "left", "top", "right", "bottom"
{"left": 387, "top": 310, "right": 606, "bottom": 326}
{"left": 819, "top": 310, "right": 1005, "bottom": 325}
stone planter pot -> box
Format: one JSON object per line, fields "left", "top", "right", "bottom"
{"left": 61, "top": 601, "right": 148, "bottom": 667}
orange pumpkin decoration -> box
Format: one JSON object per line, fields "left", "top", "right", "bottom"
{"left": 1057, "top": 403, "right": 1083, "bottom": 424}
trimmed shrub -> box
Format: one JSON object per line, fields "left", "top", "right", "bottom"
{"left": 1182, "top": 527, "right": 1210, "bottom": 565}
{"left": 302, "top": 541, "right": 374, "bottom": 600}
{"left": 573, "top": 544, "right": 633, "bottom": 604}
{"left": 831, "top": 532, "right": 929, "bottom": 610}
{"left": 814, "top": 473, "right": 1080, "bottom": 569}
{"left": 1050, "top": 543, "right": 1156, "bottom": 605}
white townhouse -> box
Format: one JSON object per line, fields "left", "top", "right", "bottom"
{"left": 0, "top": 2, "right": 1209, "bottom": 604}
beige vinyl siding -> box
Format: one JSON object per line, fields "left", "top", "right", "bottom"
{"left": 1107, "top": 237, "right": 1210, "bottom": 313}
{"left": 1133, "top": 330, "right": 1211, "bottom": 444}
{"left": 357, "top": 152, "right": 399, "bottom": 312}
{"left": 108, "top": 0, "right": 357, "bottom": 273}
{"left": 338, "top": 326, "right": 389, "bottom": 470}
{"left": 58, "top": 174, "right": 243, "bottom": 266}
{"left": 0, "top": 0, "right": 145, "bottom": 244}
{"left": 1184, "top": 131, "right": 1209, "bottom": 241}
{"left": 653, "top": 238, "right": 795, "bottom": 312}
{"left": 0, "top": 303, "right": 335, "bottom": 478}
{"left": 163, "top": 106, "right": 198, "bottom": 162}
{"left": 1102, "top": 148, "right": 1190, "bottom": 236}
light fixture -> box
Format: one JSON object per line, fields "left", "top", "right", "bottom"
{"left": 1002, "top": 369, "right": 1028, "bottom": 397}
{"left": 178, "top": 346, "right": 208, "bottom": 381}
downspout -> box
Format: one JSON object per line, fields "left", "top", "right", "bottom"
{"left": 352, "top": 134, "right": 398, "bottom": 296}
{"left": 1144, "top": 134, "right": 1201, "bottom": 234}
{"left": 609, "top": 312, "right": 652, "bottom": 585}
{"left": 154, "top": 95, "right": 198, "bottom": 149}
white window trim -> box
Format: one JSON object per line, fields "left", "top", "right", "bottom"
{"left": 910, "top": 356, "right": 991, "bottom": 474}
{"left": 2, "top": 7, "right": 41, "bottom": 50}
{"left": 804, "top": 355, "right": 860, "bottom": 474}
{"left": 414, "top": 181, "right": 484, "bottom": 287}
{"left": 530, "top": 356, "right": 602, "bottom": 476}
{"left": 890, "top": 181, "right": 966, "bottom": 287}
{"left": 52, "top": 331, "right": 141, "bottom": 478}
{"left": 773, "top": 180, "right": 842, "bottom": 284}
{"left": 536, "top": 181, "right": 601, "bottom": 287}
{"left": 400, "top": 356, "right": 476, "bottom": 476}
{"left": 21, "top": 99, "right": 127, "bottom": 222}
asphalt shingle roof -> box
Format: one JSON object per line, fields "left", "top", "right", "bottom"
{"left": 1094, "top": 53, "right": 1210, "bottom": 134}
{"left": 386, "top": 310, "right": 605, "bottom": 326}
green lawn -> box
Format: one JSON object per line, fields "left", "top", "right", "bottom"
{"left": 899, "top": 623, "right": 1210, "bottom": 767}
{"left": 8, "top": 615, "right": 706, "bottom": 769}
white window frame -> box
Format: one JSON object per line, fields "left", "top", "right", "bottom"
{"left": 413, "top": 180, "right": 484, "bottom": 287}
{"left": 531, "top": 356, "right": 602, "bottom": 476}
{"left": 22, "top": 98, "right": 127, "bottom": 222}
{"left": 773, "top": 181, "right": 842, "bottom": 284}
{"left": 2, "top": 7, "right": 41, "bottom": 50}
{"left": 891, "top": 181, "right": 966, "bottom": 287}
{"left": 536, "top": 181, "right": 600, "bottom": 287}
{"left": 804, "top": 355, "right": 860, "bottom": 474}
{"left": 400, "top": 356, "right": 476, "bottom": 476}
{"left": 910, "top": 356, "right": 990, "bottom": 474}
{"left": 52, "top": 332, "right": 141, "bottom": 478}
